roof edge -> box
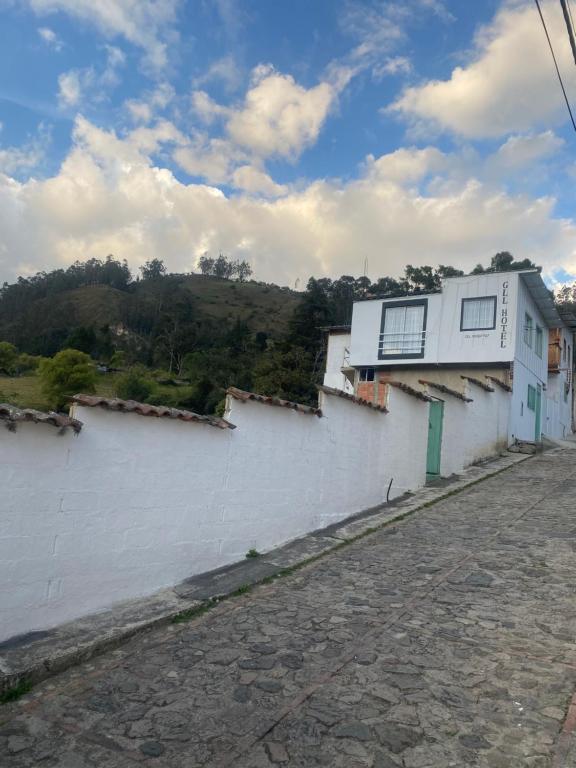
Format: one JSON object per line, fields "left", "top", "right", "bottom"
{"left": 317, "top": 385, "right": 388, "bottom": 413}
{"left": 226, "top": 387, "right": 322, "bottom": 416}
{"left": 71, "top": 394, "right": 235, "bottom": 430}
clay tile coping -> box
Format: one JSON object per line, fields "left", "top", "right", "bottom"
{"left": 317, "top": 385, "right": 388, "bottom": 413}
{"left": 387, "top": 381, "right": 433, "bottom": 402}
{"left": 419, "top": 380, "right": 473, "bottom": 403}
{"left": 460, "top": 375, "right": 495, "bottom": 393}
{"left": 71, "top": 394, "right": 235, "bottom": 430}
{"left": 0, "top": 403, "right": 82, "bottom": 434}
{"left": 485, "top": 375, "right": 512, "bottom": 393}
{"left": 226, "top": 387, "right": 322, "bottom": 416}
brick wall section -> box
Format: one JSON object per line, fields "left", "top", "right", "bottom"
{"left": 356, "top": 381, "right": 376, "bottom": 402}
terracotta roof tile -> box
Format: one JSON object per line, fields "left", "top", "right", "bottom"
{"left": 0, "top": 404, "right": 82, "bottom": 434}
{"left": 226, "top": 387, "right": 322, "bottom": 416}
{"left": 318, "top": 385, "right": 388, "bottom": 413}
{"left": 387, "top": 381, "right": 432, "bottom": 402}
{"left": 419, "top": 380, "right": 473, "bottom": 403}
{"left": 71, "top": 394, "right": 235, "bottom": 430}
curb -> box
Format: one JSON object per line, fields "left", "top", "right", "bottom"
{"left": 0, "top": 451, "right": 530, "bottom": 700}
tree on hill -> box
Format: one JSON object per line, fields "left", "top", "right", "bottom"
{"left": 116, "top": 368, "right": 155, "bottom": 402}
{"left": 39, "top": 349, "right": 97, "bottom": 410}
{"left": 0, "top": 341, "right": 18, "bottom": 375}
{"left": 140, "top": 258, "right": 167, "bottom": 280}
{"left": 198, "top": 253, "right": 253, "bottom": 281}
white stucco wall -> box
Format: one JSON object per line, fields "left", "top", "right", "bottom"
{"left": 349, "top": 272, "right": 520, "bottom": 368}
{"left": 0, "top": 387, "right": 429, "bottom": 643}
{"left": 438, "top": 385, "right": 510, "bottom": 476}
{"left": 545, "top": 325, "right": 574, "bottom": 439}
{"left": 323, "top": 332, "right": 354, "bottom": 393}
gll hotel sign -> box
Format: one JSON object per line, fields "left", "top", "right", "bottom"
{"left": 500, "top": 280, "right": 509, "bottom": 349}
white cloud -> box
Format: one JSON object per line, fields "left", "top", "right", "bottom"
{"left": 365, "top": 146, "right": 448, "bottom": 184}
{"left": 125, "top": 82, "right": 174, "bottom": 124}
{"left": 174, "top": 136, "right": 244, "bottom": 185}
{"left": 191, "top": 90, "right": 230, "bottom": 124}
{"left": 27, "top": 0, "right": 180, "bottom": 71}
{"left": 225, "top": 66, "right": 338, "bottom": 160}
{"left": 373, "top": 56, "right": 412, "bottom": 79}
{"left": 57, "top": 45, "right": 126, "bottom": 108}
{"left": 0, "top": 125, "right": 50, "bottom": 176}
{"left": 231, "top": 165, "right": 287, "bottom": 197}
{"left": 491, "top": 130, "right": 565, "bottom": 169}
{"left": 57, "top": 70, "right": 82, "bottom": 107}
{"left": 391, "top": 0, "right": 576, "bottom": 138}
{"left": 192, "top": 55, "right": 243, "bottom": 93}
{"left": 38, "top": 26, "right": 63, "bottom": 50}
{"left": 1, "top": 119, "right": 575, "bottom": 287}
{"left": 172, "top": 65, "right": 347, "bottom": 187}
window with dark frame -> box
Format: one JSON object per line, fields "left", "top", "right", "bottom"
{"left": 460, "top": 296, "right": 497, "bottom": 331}
{"left": 359, "top": 368, "right": 375, "bottom": 382}
{"left": 524, "top": 313, "right": 533, "bottom": 347}
{"left": 535, "top": 326, "right": 543, "bottom": 358}
{"left": 378, "top": 299, "right": 427, "bottom": 360}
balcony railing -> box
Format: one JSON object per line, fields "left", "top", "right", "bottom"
{"left": 378, "top": 330, "right": 426, "bottom": 356}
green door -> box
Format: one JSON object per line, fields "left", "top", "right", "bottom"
{"left": 426, "top": 400, "right": 444, "bottom": 478}
{"left": 535, "top": 384, "right": 542, "bottom": 441}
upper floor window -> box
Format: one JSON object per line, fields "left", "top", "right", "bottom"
{"left": 524, "top": 313, "right": 533, "bottom": 347}
{"left": 563, "top": 339, "right": 567, "bottom": 361}
{"left": 460, "top": 296, "right": 497, "bottom": 331}
{"left": 535, "top": 326, "right": 543, "bottom": 358}
{"left": 379, "top": 300, "right": 427, "bottom": 359}
{"left": 359, "top": 368, "right": 375, "bottom": 382}
{"left": 527, "top": 384, "right": 536, "bottom": 411}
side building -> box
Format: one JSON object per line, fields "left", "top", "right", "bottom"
{"left": 324, "top": 269, "right": 575, "bottom": 452}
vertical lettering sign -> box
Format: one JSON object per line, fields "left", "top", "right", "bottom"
{"left": 500, "top": 281, "right": 508, "bottom": 348}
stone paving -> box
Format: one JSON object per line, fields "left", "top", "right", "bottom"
{"left": 2, "top": 449, "right": 576, "bottom": 767}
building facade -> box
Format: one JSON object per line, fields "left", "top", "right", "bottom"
{"left": 324, "top": 270, "right": 575, "bottom": 465}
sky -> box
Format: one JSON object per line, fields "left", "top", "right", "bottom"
{"left": 1, "top": 0, "right": 576, "bottom": 289}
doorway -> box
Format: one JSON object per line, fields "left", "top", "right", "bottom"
{"left": 426, "top": 399, "right": 444, "bottom": 479}
{"left": 535, "top": 384, "right": 542, "bottom": 441}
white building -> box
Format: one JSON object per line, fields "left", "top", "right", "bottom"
{"left": 324, "top": 269, "right": 575, "bottom": 463}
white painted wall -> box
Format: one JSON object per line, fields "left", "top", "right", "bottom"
{"left": 0, "top": 387, "right": 429, "bottom": 643}
{"left": 349, "top": 294, "right": 442, "bottom": 367}
{"left": 323, "top": 332, "right": 354, "bottom": 393}
{"left": 545, "top": 325, "right": 574, "bottom": 439}
{"left": 509, "top": 278, "right": 550, "bottom": 442}
{"left": 438, "top": 385, "right": 510, "bottom": 476}
{"left": 349, "top": 272, "right": 520, "bottom": 368}
{"left": 437, "top": 272, "right": 518, "bottom": 364}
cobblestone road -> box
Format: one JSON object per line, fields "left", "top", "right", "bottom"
{"left": 2, "top": 450, "right": 576, "bottom": 767}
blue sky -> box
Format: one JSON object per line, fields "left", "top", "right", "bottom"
{"left": 1, "top": 0, "right": 576, "bottom": 287}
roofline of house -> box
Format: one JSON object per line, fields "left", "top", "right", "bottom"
{"left": 352, "top": 268, "right": 570, "bottom": 330}
{"left": 321, "top": 325, "right": 351, "bottom": 334}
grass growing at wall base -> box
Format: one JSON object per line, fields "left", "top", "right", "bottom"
{"left": 0, "top": 679, "right": 32, "bottom": 705}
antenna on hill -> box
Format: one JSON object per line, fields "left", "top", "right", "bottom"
{"left": 363, "top": 257, "right": 368, "bottom": 278}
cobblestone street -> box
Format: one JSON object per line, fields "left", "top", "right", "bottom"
{"left": 2, "top": 450, "right": 576, "bottom": 767}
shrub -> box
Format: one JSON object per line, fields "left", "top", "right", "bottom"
{"left": 39, "top": 349, "right": 96, "bottom": 410}
{"left": 115, "top": 368, "right": 155, "bottom": 402}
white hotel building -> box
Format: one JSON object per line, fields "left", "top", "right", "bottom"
{"left": 324, "top": 269, "right": 575, "bottom": 458}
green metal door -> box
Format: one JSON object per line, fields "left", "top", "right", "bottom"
{"left": 426, "top": 400, "right": 444, "bottom": 478}
{"left": 535, "top": 384, "right": 542, "bottom": 441}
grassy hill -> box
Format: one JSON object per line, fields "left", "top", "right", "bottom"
{"left": 0, "top": 274, "right": 300, "bottom": 355}
{"left": 0, "top": 271, "right": 303, "bottom": 412}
